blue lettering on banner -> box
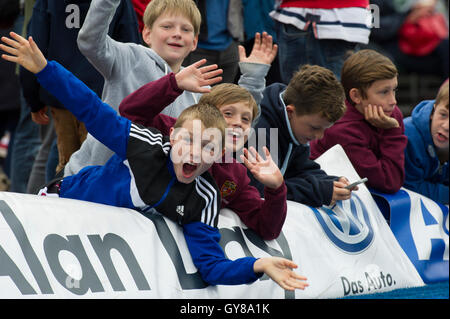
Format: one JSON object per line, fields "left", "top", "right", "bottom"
{"left": 382, "top": 190, "right": 449, "bottom": 283}
{"left": 310, "top": 194, "right": 374, "bottom": 253}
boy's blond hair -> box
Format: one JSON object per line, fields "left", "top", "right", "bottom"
{"left": 174, "top": 103, "right": 227, "bottom": 145}
{"left": 435, "top": 81, "right": 449, "bottom": 110}
{"left": 199, "top": 83, "right": 258, "bottom": 121}
{"left": 341, "top": 49, "right": 398, "bottom": 105}
{"left": 283, "top": 64, "right": 346, "bottom": 123}
{"left": 143, "top": 0, "right": 201, "bottom": 36}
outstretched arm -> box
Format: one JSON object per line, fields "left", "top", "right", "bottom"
{"left": 1, "top": 32, "right": 130, "bottom": 158}
{"left": 184, "top": 222, "right": 308, "bottom": 291}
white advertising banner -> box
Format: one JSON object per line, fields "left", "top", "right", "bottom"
{"left": 0, "top": 145, "right": 424, "bottom": 298}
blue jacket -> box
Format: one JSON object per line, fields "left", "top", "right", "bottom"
{"left": 404, "top": 100, "right": 449, "bottom": 204}
{"left": 249, "top": 83, "right": 336, "bottom": 207}
{"left": 36, "top": 60, "right": 262, "bottom": 286}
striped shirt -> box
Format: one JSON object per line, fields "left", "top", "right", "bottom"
{"left": 270, "top": 4, "right": 372, "bottom": 44}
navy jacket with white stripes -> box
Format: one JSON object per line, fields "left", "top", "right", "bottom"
{"left": 36, "top": 60, "right": 262, "bottom": 286}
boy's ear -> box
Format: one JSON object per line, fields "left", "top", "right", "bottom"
{"left": 349, "top": 88, "right": 362, "bottom": 105}
{"left": 286, "top": 104, "right": 295, "bottom": 119}
{"left": 169, "top": 127, "right": 175, "bottom": 145}
{"left": 142, "top": 25, "right": 152, "bottom": 47}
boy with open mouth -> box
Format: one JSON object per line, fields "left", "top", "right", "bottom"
{"left": 1, "top": 32, "right": 308, "bottom": 291}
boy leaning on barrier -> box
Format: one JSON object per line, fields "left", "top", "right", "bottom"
{"left": 250, "top": 63, "right": 355, "bottom": 208}
{"left": 403, "top": 80, "right": 449, "bottom": 205}
{"left": 118, "top": 32, "right": 288, "bottom": 241}
{"left": 0, "top": 32, "right": 308, "bottom": 291}
{"left": 310, "top": 49, "right": 407, "bottom": 194}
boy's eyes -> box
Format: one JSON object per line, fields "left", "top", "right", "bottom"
{"left": 438, "top": 111, "right": 448, "bottom": 118}
{"left": 379, "top": 88, "right": 397, "bottom": 95}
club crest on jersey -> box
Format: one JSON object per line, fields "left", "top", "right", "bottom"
{"left": 220, "top": 180, "right": 237, "bottom": 198}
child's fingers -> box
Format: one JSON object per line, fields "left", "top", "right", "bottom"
{"left": 191, "top": 58, "right": 207, "bottom": 68}
{"left": 253, "top": 32, "right": 261, "bottom": 48}
{"left": 243, "top": 147, "right": 257, "bottom": 164}
{"left": 290, "top": 271, "right": 307, "bottom": 281}
{"left": 271, "top": 44, "right": 278, "bottom": 58}
{"left": 285, "top": 278, "right": 308, "bottom": 290}
{"left": 1, "top": 53, "right": 18, "bottom": 63}
{"left": 1, "top": 36, "right": 20, "bottom": 48}
{"left": 204, "top": 76, "right": 222, "bottom": 87}
{"left": 249, "top": 146, "right": 263, "bottom": 163}
{"left": 0, "top": 43, "right": 18, "bottom": 56}
{"left": 263, "top": 146, "right": 272, "bottom": 161}
{"left": 199, "top": 63, "right": 219, "bottom": 73}
{"left": 9, "top": 31, "right": 28, "bottom": 44}
{"left": 203, "top": 68, "right": 223, "bottom": 79}
{"left": 28, "top": 36, "right": 40, "bottom": 54}
{"left": 240, "top": 153, "right": 254, "bottom": 170}
{"left": 238, "top": 45, "right": 246, "bottom": 61}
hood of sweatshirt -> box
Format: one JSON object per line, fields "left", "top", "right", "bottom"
{"left": 144, "top": 47, "right": 172, "bottom": 75}
{"left": 408, "top": 99, "right": 436, "bottom": 157}
{"left": 260, "top": 83, "right": 299, "bottom": 145}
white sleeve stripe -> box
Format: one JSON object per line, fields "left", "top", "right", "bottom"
{"left": 196, "top": 176, "right": 218, "bottom": 226}
{"left": 130, "top": 125, "right": 166, "bottom": 142}
{"left": 129, "top": 133, "right": 171, "bottom": 154}
{"left": 123, "top": 159, "right": 146, "bottom": 208}
{"left": 194, "top": 183, "right": 210, "bottom": 225}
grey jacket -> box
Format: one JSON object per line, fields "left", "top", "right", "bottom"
{"left": 64, "top": 0, "right": 202, "bottom": 176}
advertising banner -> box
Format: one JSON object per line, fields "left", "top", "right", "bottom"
{"left": 0, "top": 145, "right": 424, "bottom": 298}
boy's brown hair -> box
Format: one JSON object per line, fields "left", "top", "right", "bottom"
{"left": 199, "top": 83, "right": 258, "bottom": 121}
{"left": 283, "top": 64, "right": 346, "bottom": 123}
{"left": 174, "top": 103, "right": 227, "bottom": 145}
{"left": 435, "top": 81, "right": 449, "bottom": 110}
{"left": 143, "top": 0, "right": 201, "bottom": 36}
{"left": 341, "top": 49, "right": 398, "bottom": 105}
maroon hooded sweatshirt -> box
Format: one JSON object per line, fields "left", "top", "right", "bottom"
{"left": 119, "top": 73, "right": 287, "bottom": 240}
{"left": 310, "top": 100, "right": 407, "bottom": 194}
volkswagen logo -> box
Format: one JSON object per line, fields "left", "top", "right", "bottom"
{"left": 310, "top": 194, "right": 374, "bottom": 253}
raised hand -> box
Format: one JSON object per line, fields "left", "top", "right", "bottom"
{"left": 238, "top": 32, "right": 278, "bottom": 65}
{"left": 364, "top": 104, "right": 399, "bottom": 129}
{"left": 254, "top": 257, "right": 309, "bottom": 291}
{"left": 0, "top": 32, "right": 47, "bottom": 74}
{"left": 174, "top": 59, "right": 223, "bottom": 93}
{"left": 240, "top": 146, "right": 283, "bottom": 190}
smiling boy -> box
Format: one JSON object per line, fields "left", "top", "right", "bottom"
{"left": 310, "top": 49, "right": 408, "bottom": 194}
{"left": 0, "top": 32, "right": 308, "bottom": 291}
{"left": 249, "top": 64, "right": 352, "bottom": 208}
{"left": 119, "top": 65, "right": 289, "bottom": 241}
{"left": 403, "top": 81, "right": 449, "bottom": 204}
{"left": 64, "top": 0, "right": 203, "bottom": 177}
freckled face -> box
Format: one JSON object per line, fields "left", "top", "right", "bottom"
{"left": 430, "top": 102, "right": 449, "bottom": 150}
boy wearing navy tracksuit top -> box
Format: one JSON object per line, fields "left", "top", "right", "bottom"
{"left": 0, "top": 32, "right": 308, "bottom": 291}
